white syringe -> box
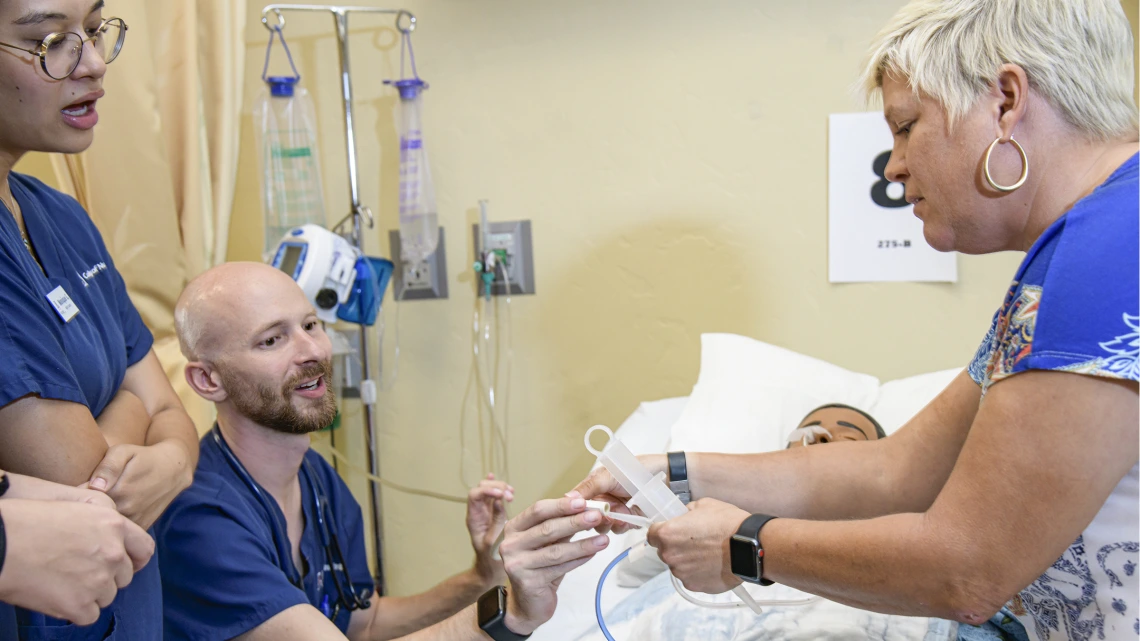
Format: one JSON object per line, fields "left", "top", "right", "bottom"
{"left": 584, "top": 425, "right": 767, "bottom": 614}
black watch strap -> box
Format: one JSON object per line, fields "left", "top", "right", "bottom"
{"left": 666, "top": 452, "right": 691, "bottom": 504}
{"left": 0, "top": 505, "right": 8, "bottom": 579}
{"left": 738, "top": 514, "right": 778, "bottom": 586}
{"left": 477, "top": 586, "right": 530, "bottom": 641}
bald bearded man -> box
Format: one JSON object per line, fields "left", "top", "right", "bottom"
{"left": 157, "top": 263, "right": 610, "bottom": 641}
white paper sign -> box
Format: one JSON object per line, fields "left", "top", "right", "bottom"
{"left": 828, "top": 112, "right": 957, "bottom": 283}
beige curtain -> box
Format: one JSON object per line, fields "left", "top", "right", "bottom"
{"left": 50, "top": 0, "right": 247, "bottom": 434}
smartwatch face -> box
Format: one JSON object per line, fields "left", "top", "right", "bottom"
{"left": 478, "top": 586, "right": 506, "bottom": 626}
{"left": 730, "top": 535, "right": 760, "bottom": 579}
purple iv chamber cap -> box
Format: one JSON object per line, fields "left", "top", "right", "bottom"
{"left": 386, "top": 78, "right": 428, "bottom": 100}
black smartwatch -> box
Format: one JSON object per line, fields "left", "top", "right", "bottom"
{"left": 666, "top": 452, "right": 691, "bottom": 504}
{"left": 729, "top": 514, "right": 778, "bottom": 586}
{"left": 0, "top": 471, "right": 8, "bottom": 577}
{"left": 0, "top": 503, "right": 6, "bottom": 579}
{"left": 477, "top": 586, "right": 530, "bottom": 641}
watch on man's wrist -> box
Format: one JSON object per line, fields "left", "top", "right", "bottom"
{"left": 666, "top": 451, "right": 691, "bottom": 505}
{"left": 0, "top": 471, "right": 8, "bottom": 578}
{"left": 729, "top": 513, "right": 778, "bottom": 586}
{"left": 0, "top": 503, "right": 7, "bottom": 578}
{"left": 477, "top": 585, "right": 531, "bottom": 641}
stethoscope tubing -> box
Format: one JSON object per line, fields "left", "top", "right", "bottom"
{"left": 211, "top": 427, "right": 370, "bottom": 616}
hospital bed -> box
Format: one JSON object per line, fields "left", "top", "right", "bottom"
{"left": 532, "top": 333, "right": 962, "bottom": 641}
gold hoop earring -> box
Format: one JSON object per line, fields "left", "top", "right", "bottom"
{"left": 983, "top": 136, "right": 1029, "bottom": 192}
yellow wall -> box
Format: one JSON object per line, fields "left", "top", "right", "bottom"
{"left": 227, "top": 0, "right": 1137, "bottom": 596}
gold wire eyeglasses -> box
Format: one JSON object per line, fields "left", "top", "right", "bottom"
{"left": 0, "top": 17, "right": 127, "bottom": 80}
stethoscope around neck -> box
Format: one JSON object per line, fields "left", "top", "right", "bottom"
{"left": 211, "top": 426, "right": 371, "bottom": 620}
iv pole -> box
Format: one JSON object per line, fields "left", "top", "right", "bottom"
{"left": 261, "top": 4, "right": 416, "bottom": 597}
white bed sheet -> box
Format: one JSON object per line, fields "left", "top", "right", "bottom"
{"left": 570, "top": 572, "right": 957, "bottom": 641}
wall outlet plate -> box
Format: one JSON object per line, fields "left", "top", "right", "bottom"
{"left": 335, "top": 327, "right": 362, "bottom": 398}
{"left": 388, "top": 227, "right": 448, "bottom": 300}
{"left": 473, "top": 220, "right": 535, "bottom": 296}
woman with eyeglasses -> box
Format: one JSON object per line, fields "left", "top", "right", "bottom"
{"left": 0, "top": 0, "right": 199, "bottom": 638}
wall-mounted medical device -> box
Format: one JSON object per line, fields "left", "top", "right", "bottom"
{"left": 270, "top": 223, "right": 393, "bottom": 326}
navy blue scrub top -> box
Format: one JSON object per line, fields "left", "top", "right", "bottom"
{"left": 0, "top": 173, "right": 158, "bottom": 640}
{"left": 156, "top": 430, "right": 375, "bottom": 640}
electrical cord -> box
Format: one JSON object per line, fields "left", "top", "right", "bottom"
{"left": 326, "top": 446, "right": 467, "bottom": 505}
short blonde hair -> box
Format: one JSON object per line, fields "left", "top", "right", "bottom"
{"left": 860, "top": 0, "right": 1138, "bottom": 140}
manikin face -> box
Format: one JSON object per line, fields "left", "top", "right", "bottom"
{"left": 787, "top": 406, "right": 882, "bottom": 448}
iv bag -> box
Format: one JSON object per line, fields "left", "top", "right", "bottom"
{"left": 253, "top": 76, "right": 327, "bottom": 259}
{"left": 392, "top": 79, "right": 438, "bottom": 264}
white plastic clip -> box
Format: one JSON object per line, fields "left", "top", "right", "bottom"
{"left": 608, "top": 512, "right": 653, "bottom": 529}
{"left": 360, "top": 379, "right": 377, "bottom": 405}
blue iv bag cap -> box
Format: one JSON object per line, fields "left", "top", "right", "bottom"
{"left": 266, "top": 76, "right": 299, "bottom": 97}
{"left": 387, "top": 78, "right": 428, "bottom": 100}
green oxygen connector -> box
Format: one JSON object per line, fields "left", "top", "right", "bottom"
{"left": 481, "top": 271, "right": 495, "bottom": 300}
{"left": 473, "top": 260, "right": 495, "bottom": 301}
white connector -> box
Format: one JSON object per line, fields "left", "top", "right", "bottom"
{"left": 584, "top": 500, "right": 611, "bottom": 514}
{"left": 360, "top": 379, "right": 377, "bottom": 405}
{"left": 585, "top": 499, "right": 652, "bottom": 528}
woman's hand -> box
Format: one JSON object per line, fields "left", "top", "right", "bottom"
{"left": 0, "top": 498, "right": 154, "bottom": 625}
{"left": 3, "top": 471, "right": 116, "bottom": 510}
{"left": 500, "top": 496, "right": 609, "bottom": 635}
{"left": 467, "top": 474, "right": 514, "bottom": 586}
{"left": 570, "top": 454, "right": 667, "bottom": 534}
{"left": 87, "top": 439, "right": 193, "bottom": 530}
{"left": 647, "top": 498, "right": 749, "bottom": 594}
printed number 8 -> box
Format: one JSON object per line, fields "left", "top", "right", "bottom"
{"left": 871, "top": 151, "right": 908, "bottom": 209}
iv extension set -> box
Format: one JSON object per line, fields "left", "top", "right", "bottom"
{"left": 584, "top": 425, "right": 816, "bottom": 640}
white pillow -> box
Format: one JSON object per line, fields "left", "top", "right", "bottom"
{"left": 667, "top": 334, "right": 881, "bottom": 453}
{"left": 614, "top": 340, "right": 960, "bottom": 591}
{"left": 608, "top": 397, "right": 689, "bottom": 457}
{"left": 870, "top": 368, "right": 961, "bottom": 434}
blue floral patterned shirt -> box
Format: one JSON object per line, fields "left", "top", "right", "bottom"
{"left": 968, "top": 154, "right": 1138, "bottom": 641}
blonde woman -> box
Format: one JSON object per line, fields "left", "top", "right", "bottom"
{"left": 575, "top": 1, "right": 1139, "bottom": 639}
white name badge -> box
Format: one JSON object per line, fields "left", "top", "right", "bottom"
{"left": 46, "top": 285, "right": 79, "bottom": 323}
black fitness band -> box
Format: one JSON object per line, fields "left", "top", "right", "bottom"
{"left": 0, "top": 507, "right": 8, "bottom": 579}
{"left": 0, "top": 472, "right": 9, "bottom": 578}
{"left": 667, "top": 451, "right": 691, "bottom": 504}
